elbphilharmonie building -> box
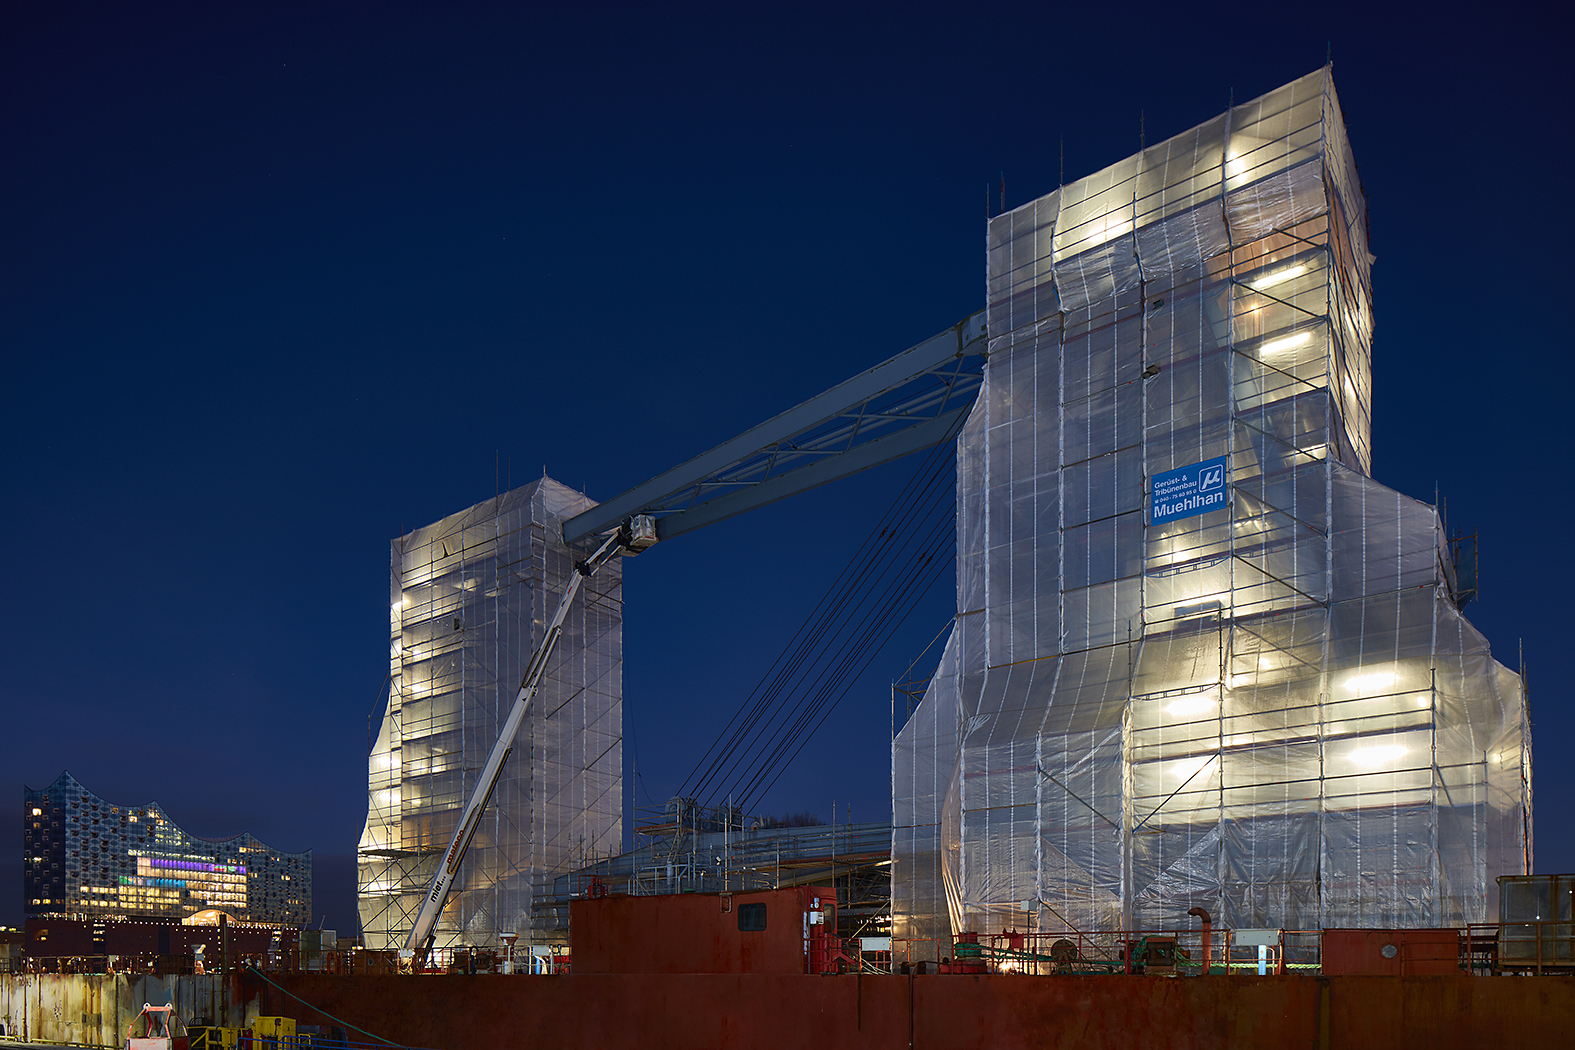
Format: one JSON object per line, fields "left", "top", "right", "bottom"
{"left": 894, "top": 67, "right": 1532, "bottom": 943}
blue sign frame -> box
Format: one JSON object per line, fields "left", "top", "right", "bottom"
{"left": 1150, "top": 456, "right": 1230, "bottom": 525}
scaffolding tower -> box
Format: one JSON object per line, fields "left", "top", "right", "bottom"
{"left": 893, "top": 67, "right": 1532, "bottom": 950}
{"left": 358, "top": 478, "right": 623, "bottom": 949}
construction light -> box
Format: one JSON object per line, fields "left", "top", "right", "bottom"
{"left": 1168, "top": 693, "right": 1216, "bottom": 717}
{"left": 1259, "top": 332, "right": 1313, "bottom": 356}
{"left": 1350, "top": 744, "right": 1406, "bottom": 768}
{"left": 1345, "top": 671, "right": 1397, "bottom": 694}
{"left": 1249, "top": 264, "right": 1308, "bottom": 291}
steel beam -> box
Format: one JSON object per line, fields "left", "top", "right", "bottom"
{"left": 654, "top": 404, "right": 971, "bottom": 540}
{"left": 562, "top": 310, "right": 985, "bottom": 546}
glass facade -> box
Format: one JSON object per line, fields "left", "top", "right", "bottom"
{"left": 893, "top": 67, "right": 1531, "bottom": 949}
{"left": 21, "top": 771, "right": 309, "bottom": 925}
{"left": 358, "top": 477, "right": 624, "bottom": 949}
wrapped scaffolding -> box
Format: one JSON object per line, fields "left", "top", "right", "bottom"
{"left": 893, "top": 67, "right": 1531, "bottom": 951}
{"left": 358, "top": 477, "right": 623, "bottom": 949}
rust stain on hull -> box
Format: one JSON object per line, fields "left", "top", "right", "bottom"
{"left": 245, "top": 973, "right": 1575, "bottom": 1050}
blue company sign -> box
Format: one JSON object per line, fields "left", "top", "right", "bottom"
{"left": 1150, "top": 456, "right": 1229, "bottom": 525}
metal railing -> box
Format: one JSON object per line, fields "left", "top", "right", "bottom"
{"left": 888, "top": 927, "right": 1322, "bottom": 975}
{"left": 1467, "top": 919, "right": 1575, "bottom": 975}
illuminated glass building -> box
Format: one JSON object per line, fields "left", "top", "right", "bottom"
{"left": 893, "top": 67, "right": 1532, "bottom": 945}
{"left": 22, "top": 771, "right": 310, "bottom": 925}
{"left": 357, "top": 478, "right": 624, "bottom": 950}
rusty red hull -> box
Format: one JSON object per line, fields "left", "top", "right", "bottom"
{"left": 252, "top": 972, "right": 1575, "bottom": 1050}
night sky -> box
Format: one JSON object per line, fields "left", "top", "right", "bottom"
{"left": 3, "top": 3, "right": 1569, "bottom": 934}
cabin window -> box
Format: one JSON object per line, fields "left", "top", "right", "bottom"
{"left": 737, "top": 903, "right": 767, "bottom": 931}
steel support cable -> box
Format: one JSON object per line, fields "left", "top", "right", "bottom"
{"left": 243, "top": 965, "right": 409, "bottom": 1047}
{"left": 681, "top": 433, "right": 957, "bottom": 799}
{"left": 718, "top": 503, "right": 956, "bottom": 807}
{"left": 680, "top": 428, "right": 959, "bottom": 801}
{"left": 682, "top": 529, "right": 904, "bottom": 799}
{"left": 686, "top": 452, "right": 957, "bottom": 805}
{"left": 679, "top": 474, "right": 940, "bottom": 800}
{"left": 688, "top": 475, "right": 954, "bottom": 804}
{"left": 710, "top": 537, "right": 946, "bottom": 810}
{"left": 733, "top": 513, "right": 953, "bottom": 798}
{"left": 734, "top": 568, "right": 947, "bottom": 812}
{"left": 734, "top": 527, "right": 955, "bottom": 811}
{"left": 696, "top": 429, "right": 961, "bottom": 805}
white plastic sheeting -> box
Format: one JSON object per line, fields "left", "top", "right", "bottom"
{"left": 358, "top": 478, "right": 623, "bottom": 948}
{"left": 893, "top": 67, "right": 1530, "bottom": 951}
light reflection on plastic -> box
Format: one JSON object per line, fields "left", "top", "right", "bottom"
{"left": 1172, "top": 756, "right": 1214, "bottom": 780}
{"left": 1250, "top": 264, "right": 1308, "bottom": 291}
{"left": 1169, "top": 693, "right": 1216, "bottom": 717}
{"left": 1346, "top": 672, "right": 1397, "bottom": 694}
{"left": 1260, "top": 331, "right": 1313, "bottom": 356}
{"left": 1350, "top": 744, "right": 1406, "bottom": 767}
{"left": 1226, "top": 138, "right": 1265, "bottom": 182}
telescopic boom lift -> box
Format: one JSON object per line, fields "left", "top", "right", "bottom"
{"left": 401, "top": 515, "right": 657, "bottom": 966}
{"left": 397, "top": 310, "right": 984, "bottom": 964}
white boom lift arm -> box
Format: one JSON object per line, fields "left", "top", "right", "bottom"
{"left": 401, "top": 515, "right": 657, "bottom": 966}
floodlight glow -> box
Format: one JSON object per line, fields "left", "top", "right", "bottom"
{"left": 1260, "top": 332, "right": 1313, "bottom": 356}
{"left": 1226, "top": 137, "right": 1266, "bottom": 181}
{"left": 1346, "top": 672, "right": 1398, "bottom": 693}
{"left": 1350, "top": 744, "right": 1406, "bottom": 768}
{"left": 1250, "top": 264, "right": 1308, "bottom": 290}
{"left": 1169, "top": 693, "right": 1216, "bottom": 716}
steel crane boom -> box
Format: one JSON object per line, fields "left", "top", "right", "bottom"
{"left": 400, "top": 516, "right": 656, "bottom": 966}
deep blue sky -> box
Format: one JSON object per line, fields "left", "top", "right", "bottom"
{"left": 3, "top": 3, "right": 1568, "bottom": 934}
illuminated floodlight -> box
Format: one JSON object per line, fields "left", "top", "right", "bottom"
{"left": 1169, "top": 693, "right": 1216, "bottom": 717}
{"left": 1249, "top": 263, "right": 1308, "bottom": 291}
{"left": 1350, "top": 744, "right": 1406, "bottom": 768}
{"left": 1260, "top": 331, "right": 1313, "bottom": 356}
{"left": 1345, "top": 671, "right": 1398, "bottom": 694}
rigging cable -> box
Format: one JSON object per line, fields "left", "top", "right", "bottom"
{"left": 679, "top": 407, "right": 966, "bottom": 812}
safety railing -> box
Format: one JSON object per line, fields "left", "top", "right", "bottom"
{"left": 890, "top": 927, "right": 1322, "bottom": 976}
{"left": 1466, "top": 919, "right": 1575, "bottom": 975}
{"left": 188, "top": 1029, "right": 442, "bottom": 1049}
